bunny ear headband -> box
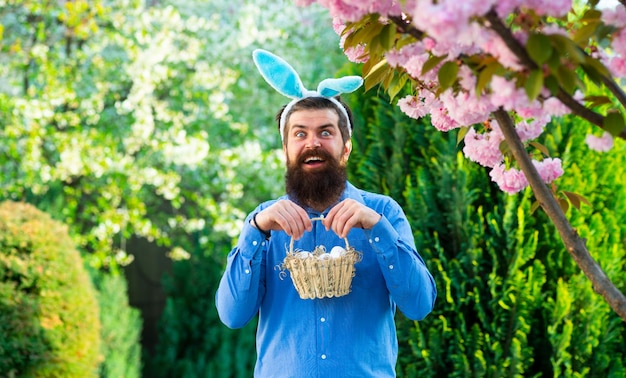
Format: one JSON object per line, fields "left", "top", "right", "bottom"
{"left": 252, "top": 49, "right": 363, "bottom": 140}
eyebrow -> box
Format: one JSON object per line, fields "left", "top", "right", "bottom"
{"left": 291, "top": 123, "right": 336, "bottom": 132}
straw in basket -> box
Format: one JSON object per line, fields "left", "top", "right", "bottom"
{"left": 279, "top": 217, "right": 362, "bottom": 299}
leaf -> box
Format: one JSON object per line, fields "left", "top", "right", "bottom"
{"left": 549, "top": 34, "right": 585, "bottom": 63}
{"left": 456, "top": 126, "right": 470, "bottom": 146}
{"left": 526, "top": 33, "right": 553, "bottom": 65}
{"left": 380, "top": 24, "right": 396, "bottom": 50}
{"left": 603, "top": 111, "right": 626, "bottom": 137}
{"left": 544, "top": 75, "right": 560, "bottom": 95}
{"left": 583, "top": 55, "right": 610, "bottom": 79}
{"left": 363, "top": 58, "right": 390, "bottom": 92}
{"left": 422, "top": 54, "right": 448, "bottom": 76}
{"left": 438, "top": 61, "right": 458, "bottom": 91}
{"left": 476, "top": 61, "right": 501, "bottom": 96}
{"left": 573, "top": 21, "right": 600, "bottom": 45}
{"left": 583, "top": 95, "right": 613, "bottom": 107}
{"left": 529, "top": 141, "right": 550, "bottom": 157}
{"left": 387, "top": 74, "right": 408, "bottom": 102}
{"left": 581, "top": 8, "right": 602, "bottom": 22}
{"left": 558, "top": 198, "right": 570, "bottom": 213}
{"left": 530, "top": 200, "right": 541, "bottom": 214}
{"left": 555, "top": 65, "right": 578, "bottom": 94}
{"left": 562, "top": 191, "right": 591, "bottom": 210}
{"left": 525, "top": 69, "right": 544, "bottom": 101}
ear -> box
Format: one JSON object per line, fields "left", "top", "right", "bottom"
{"left": 317, "top": 76, "right": 363, "bottom": 97}
{"left": 252, "top": 49, "right": 306, "bottom": 99}
{"left": 343, "top": 139, "right": 352, "bottom": 162}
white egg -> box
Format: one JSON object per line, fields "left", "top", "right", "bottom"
{"left": 329, "top": 246, "right": 346, "bottom": 258}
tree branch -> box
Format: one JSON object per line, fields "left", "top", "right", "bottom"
{"left": 389, "top": 15, "right": 424, "bottom": 40}
{"left": 493, "top": 108, "right": 626, "bottom": 322}
{"left": 484, "top": 9, "right": 626, "bottom": 139}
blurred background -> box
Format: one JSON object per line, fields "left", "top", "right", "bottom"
{"left": 1, "top": 1, "right": 624, "bottom": 377}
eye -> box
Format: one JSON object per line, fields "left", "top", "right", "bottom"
{"left": 321, "top": 130, "right": 331, "bottom": 137}
{"left": 295, "top": 131, "right": 305, "bottom": 138}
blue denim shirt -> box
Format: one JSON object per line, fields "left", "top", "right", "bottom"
{"left": 216, "top": 182, "right": 437, "bottom": 377}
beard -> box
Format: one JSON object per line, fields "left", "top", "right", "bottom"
{"left": 285, "top": 148, "right": 347, "bottom": 211}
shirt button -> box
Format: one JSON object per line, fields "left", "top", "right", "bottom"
{"left": 252, "top": 240, "right": 258, "bottom": 246}
{"left": 245, "top": 269, "right": 250, "bottom": 274}
{"left": 320, "top": 317, "right": 326, "bottom": 322}
{"left": 321, "top": 354, "right": 327, "bottom": 360}
{"left": 374, "top": 237, "right": 380, "bottom": 242}
{"left": 388, "top": 265, "right": 394, "bottom": 270}
{"left": 368, "top": 238, "right": 373, "bottom": 243}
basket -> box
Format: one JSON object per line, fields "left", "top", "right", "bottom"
{"left": 279, "top": 217, "right": 362, "bottom": 299}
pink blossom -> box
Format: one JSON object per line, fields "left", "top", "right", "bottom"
{"left": 526, "top": 0, "right": 571, "bottom": 17}
{"left": 430, "top": 105, "right": 461, "bottom": 132}
{"left": 515, "top": 116, "right": 549, "bottom": 142}
{"left": 398, "top": 95, "right": 429, "bottom": 119}
{"left": 440, "top": 89, "right": 494, "bottom": 126}
{"left": 410, "top": 0, "right": 492, "bottom": 43}
{"left": 386, "top": 43, "right": 425, "bottom": 68}
{"left": 601, "top": 6, "right": 626, "bottom": 28}
{"left": 612, "top": 28, "right": 626, "bottom": 56}
{"left": 316, "top": 0, "right": 403, "bottom": 23}
{"left": 585, "top": 132, "right": 614, "bottom": 152}
{"left": 489, "top": 76, "right": 530, "bottom": 110}
{"left": 608, "top": 56, "right": 626, "bottom": 78}
{"left": 534, "top": 158, "right": 563, "bottom": 183}
{"left": 344, "top": 45, "right": 369, "bottom": 63}
{"left": 463, "top": 126, "right": 505, "bottom": 168}
{"left": 480, "top": 30, "right": 524, "bottom": 71}
{"left": 489, "top": 163, "right": 529, "bottom": 194}
{"left": 542, "top": 97, "right": 571, "bottom": 117}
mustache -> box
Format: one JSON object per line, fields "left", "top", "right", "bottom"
{"left": 296, "top": 148, "right": 335, "bottom": 164}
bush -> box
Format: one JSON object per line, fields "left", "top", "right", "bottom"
{"left": 0, "top": 201, "right": 101, "bottom": 377}
{"left": 343, "top": 83, "right": 626, "bottom": 377}
{"left": 89, "top": 267, "right": 142, "bottom": 378}
{"left": 148, "top": 251, "right": 256, "bottom": 378}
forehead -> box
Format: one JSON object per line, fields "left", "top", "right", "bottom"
{"left": 286, "top": 108, "right": 340, "bottom": 130}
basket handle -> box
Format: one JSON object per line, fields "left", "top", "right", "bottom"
{"left": 288, "top": 215, "right": 350, "bottom": 253}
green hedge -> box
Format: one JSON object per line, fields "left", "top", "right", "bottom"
{"left": 344, "top": 84, "right": 626, "bottom": 377}
{"left": 0, "top": 201, "right": 101, "bottom": 377}
{"left": 148, "top": 247, "right": 256, "bottom": 378}
{"left": 89, "top": 267, "right": 143, "bottom": 378}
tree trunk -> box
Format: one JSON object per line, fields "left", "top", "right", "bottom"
{"left": 493, "top": 108, "right": 626, "bottom": 322}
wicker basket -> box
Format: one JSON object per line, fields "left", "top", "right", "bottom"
{"left": 280, "top": 217, "right": 361, "bottom": 299}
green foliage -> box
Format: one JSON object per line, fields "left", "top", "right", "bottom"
{"left": 89, "top": 267, "right": 142, "bottom": 378}
{"left": 344, "top": 86, "right": 626, "bottom": 377}
{"left": 1, "top": 0, "right": 344, "bottom": 373}
{"left": 0, "top": 201, "right": 101, "bottom": 377}
{"left": 148, "top": 245, "right": 256, "bottom": 378}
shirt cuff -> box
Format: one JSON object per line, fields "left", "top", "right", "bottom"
{"left": 364, "top": 215, "right": 399, "bottom": 257}
{"left": 237, "top": 219, "right": 269, "bottom": 261}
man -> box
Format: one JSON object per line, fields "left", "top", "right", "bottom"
{"left": 215, "top": 50, "right": 436, "bottom": 377}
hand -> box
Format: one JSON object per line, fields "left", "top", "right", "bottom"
{"left": 252, "top": 200, "right": 312, "bottom": 240}
{"left": 323, "top": 199, "right": 382, "bottom": 238}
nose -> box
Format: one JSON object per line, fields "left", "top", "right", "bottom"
{"left": 306, "top": 135, "right": 321, "bottom": 148}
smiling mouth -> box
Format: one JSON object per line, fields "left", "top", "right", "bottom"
{"left": 302, "top": 156, "right": 326, "bottom": 168}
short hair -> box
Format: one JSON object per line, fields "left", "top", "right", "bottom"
{"left": 275, "top": 97, "right": 354, "bottom": 145}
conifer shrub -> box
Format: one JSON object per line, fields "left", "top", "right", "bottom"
{"left": 342, "top": 78, "right": 625, "bottom": 377}
{"left": 0, "top": 201, "right": 101, "bottom": 377}
{"left": 89, "top": 267, "right": 142, "bottom": 378}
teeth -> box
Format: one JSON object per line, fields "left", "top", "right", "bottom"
{"left": 305, "top": 157, "right": 323, "bottom": 163}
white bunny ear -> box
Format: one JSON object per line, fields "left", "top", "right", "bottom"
{"left": 317, "top": 76, "right": 363, "bottom": 98}
{"left": 252, "top": 49, "right": 306, "bottom": 99}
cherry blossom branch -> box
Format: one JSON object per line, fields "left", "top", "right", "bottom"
{"left": 484, "top": 9, "right": 626, "bottom": 140}
{"left": 493, "top": 107, "right": 626, "bottom": 322}
{"left": 389, "top": 15, "right": 423, "bottom": 40}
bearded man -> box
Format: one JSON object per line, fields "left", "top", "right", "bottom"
{"left": 216, "top": 49, "right": 436, "bottom": 378}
